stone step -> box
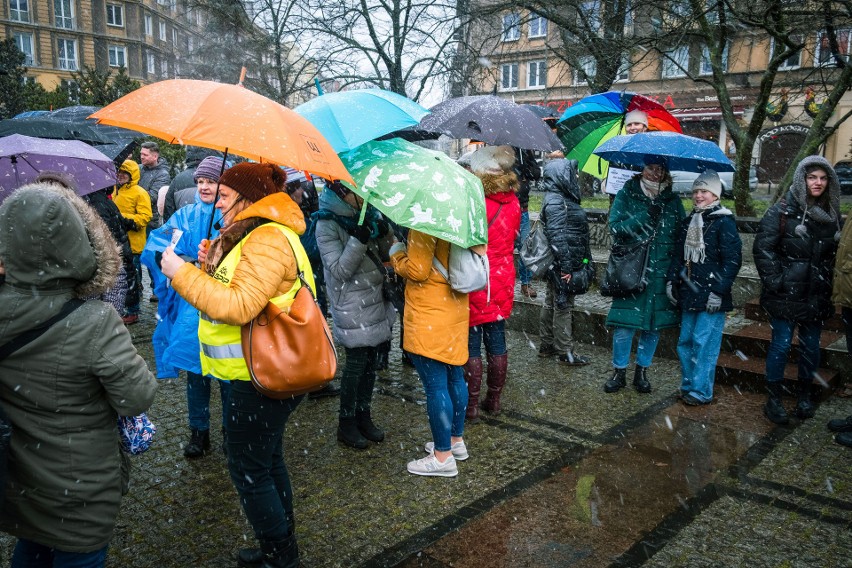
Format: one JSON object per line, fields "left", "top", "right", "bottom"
{"left": 742, "top": 298, "right": 846, "bottom": 331}
{"left": 722, "top": 322, "right": 846, "bottom": 361}
{"left": 714, "top": 352, "right": 839, "bottom": 397}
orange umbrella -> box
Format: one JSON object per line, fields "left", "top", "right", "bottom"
{"left": 89, "top": 79, "right": 354, "bottom": 185}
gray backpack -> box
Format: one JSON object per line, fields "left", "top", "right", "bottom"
{"left": 432, "top": 244, "right": 490, "bottom": 294}
{"left": 520, "top": 219, "right": 553, "bottom": 278}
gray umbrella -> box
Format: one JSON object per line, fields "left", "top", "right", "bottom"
{"left": 417, "top": 95, "right": 563, "bottom": 151}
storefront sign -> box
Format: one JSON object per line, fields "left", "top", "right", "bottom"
{"left": 758, "top": 123, "right": 811, "bottom": 143}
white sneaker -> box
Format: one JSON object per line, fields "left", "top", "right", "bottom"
{"left": 406, "top": 454, "right": 458, "bottom": 477}
{"left": 423, "top": 440, "right": 469, "bottom": 461}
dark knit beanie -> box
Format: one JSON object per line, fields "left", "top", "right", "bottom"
{"left": 218, "top": 162, "right": 287, "bottom": 203}
{"left": 194, "top": 156, "right": 226, "bottom": 183}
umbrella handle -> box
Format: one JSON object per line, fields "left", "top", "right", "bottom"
{"left": 238, "top": 68, "right": 247, "bottom": 87}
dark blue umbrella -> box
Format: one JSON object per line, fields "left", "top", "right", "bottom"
{"left": 592, "top": 131, "right": 734, "bottom": 173}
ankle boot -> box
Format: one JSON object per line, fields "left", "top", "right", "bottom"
{"left": 794, "top": 381, "right": 816, "bottom": 419}
{"left": 604, "top": 368, "right": 627, "bottom": 393}
{"left": 463, "top": 357, "right": 483, "bottom": 421}
{"left": 237, "top": 548, "right": 264, "bottom": 568}
{"left": 355, "top": 410, "right": 385, "bottom": 442}
{"left": 633, "top": 366, "right": 651, "bottom": 393}
{"left": 183, "top": 428, "right": 210, "bottom": 458}
{"left": 337, "top": 417, "right": 368, "bottom": 449}
{"left": 763, "top": 382, "right": 790, "bottom": 425}
{"left": 260, "top": 535, "right": 299, "bottom": 568}
{"left": 481, "top": 353, "right": 508, "bottom": 415}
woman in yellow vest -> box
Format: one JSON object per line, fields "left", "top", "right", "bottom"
{"left": 160, "top": 162, "right": 308, "bottom": 568}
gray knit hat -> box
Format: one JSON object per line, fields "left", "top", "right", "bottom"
{"left": 194, "top": 156, "right": 226, "bottom": 183}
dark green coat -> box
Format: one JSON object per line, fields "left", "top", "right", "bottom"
{"left": 605, "top": 177, "right": 686, "bottom": 331}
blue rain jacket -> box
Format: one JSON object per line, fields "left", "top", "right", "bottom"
{"left": 141, "top": 194, "right": 221, "bottom": 378}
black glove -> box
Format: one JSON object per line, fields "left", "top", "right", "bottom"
{"left": 347, "top": 223, "right": 371, "bottom": 244}
{"left": 647, "top": 201, "right": 663, "bottom": 222}
{"left": 121, "top": 216, "right": 137, "bottom": 232}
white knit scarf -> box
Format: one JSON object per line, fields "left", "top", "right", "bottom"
{"left": 684, "top": 201, "right": 718, "bottom": 263}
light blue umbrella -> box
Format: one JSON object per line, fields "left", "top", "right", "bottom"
{"left": 593, "top": 131, "right": 735, "bottom": 173}
{"left": 294, "top": 89, "right": 429, "bottom": 153}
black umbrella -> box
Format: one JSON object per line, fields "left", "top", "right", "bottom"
{"left": 48, "top": 106, "right": 144, "bottom": 145}
{"left": 521, "top": 104, "right": 560, "bottom": 121}
{"left": 0, "top": 118, "right": 113, "bottom": 145}
{"left": 417, "top": 95, "right": 563, "bottom": 151}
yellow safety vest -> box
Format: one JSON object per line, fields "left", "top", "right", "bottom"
{"left": 197, "top": 222, "right": 315, "bottom": 381}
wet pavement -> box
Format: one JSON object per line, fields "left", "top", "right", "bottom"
{"left": 0, "top": 285, "right": 850, "bottom": 567}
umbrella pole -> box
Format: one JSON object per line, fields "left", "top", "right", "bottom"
{"left": 207, "top": 148, "right": 229, "bottom": 239}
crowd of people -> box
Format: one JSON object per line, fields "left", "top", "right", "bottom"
{"left": 0, "top": 118, "right": 850, "bottom": 567}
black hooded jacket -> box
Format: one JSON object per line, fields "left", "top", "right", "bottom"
{"left": 539, "top": 159, "right": 590, "bottom": 276}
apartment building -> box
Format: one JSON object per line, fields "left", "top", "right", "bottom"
{"left": 474, "top": 7, "right": 852, "bottom": 182}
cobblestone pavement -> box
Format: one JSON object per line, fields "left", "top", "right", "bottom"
{"left": 1, "top": 283, "right": 849, "bottom": 567}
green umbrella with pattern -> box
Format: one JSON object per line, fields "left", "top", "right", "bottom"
{"left": 340, "top": 138, "right": 488, "bottom": 248}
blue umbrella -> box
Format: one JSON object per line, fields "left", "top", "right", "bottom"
{"left": 294, "top": 89, "right": 430, "bottom": 153}
{"left": 593, "top": 131, "right": 735, "bottom": 173}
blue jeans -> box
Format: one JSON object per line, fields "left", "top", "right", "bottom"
{"left": 515, "top": 210, "right": 532, "bottom": 285}
{"left": 187, "top": 371, "right": 231, "bottom": 431}
{"left": 409, "top": 354, "right": 466, "bottom": 452}
{"left": 677, "top": 311, "right": 726, "bottom": 403}
{"left": 12, "top": 540, "right": 108, "bottom": 568}
{"left": 468, "top": 320, "right": 507, "bottom": 358}
{"left": 765, "top": 319, "right": 822, "bottom": 384}
{"left": 227, "top": 380, "right": 303, "bottom": 543}
{"left": 612, "top": 327, "right": 660, "bottom": 369}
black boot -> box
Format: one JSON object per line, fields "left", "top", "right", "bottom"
{"left": 633, "top": 366, "right": 651, "bottom": 393}
{"left": 763, "top": 382, "right": 790, "bottom": 425}
{"left": 355, "top": 410, "right": 385, "bottom": 442}
{"left": 237, "top": 548, "right": 264, "bottom": 568}
{"left": 183, "top": 429, "right": 210, "bottom": 458}
{"left": 337, "top": 417, "right": 368, "bottom": 449}
{"left": 794, "top": 381, "right": 816, "bottom": 419}
{"left": 260, "top": 535, "right": 299, "bottom": 568}
{"left": 603, "top": 368, "right": 627, "bottom": 393}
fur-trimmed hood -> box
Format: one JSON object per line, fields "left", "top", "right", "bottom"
{"left": 477, "top": 171, "right": 519, "bottom": 196}
{"left": 0, "top": 183, "right": 120, "bottom": 298}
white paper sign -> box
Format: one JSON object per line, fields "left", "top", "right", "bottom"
{"left": 604, "top": 168, "right": 636, "bottom": 195}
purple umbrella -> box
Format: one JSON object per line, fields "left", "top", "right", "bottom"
{"left": 0, "top": 134, "right": 117, "bottom": 203}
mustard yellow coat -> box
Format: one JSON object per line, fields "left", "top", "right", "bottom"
{"left": 111, "top": 160, "right": 152, "bottom": 254}
{"left": 170, "top": 192, "right": 305, "bottom": 327}
{"left": 391, "top": 230, "right": 469, "bottom": 366}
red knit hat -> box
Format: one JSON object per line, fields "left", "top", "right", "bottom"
{"left": 219, "top": 162, "right": 287, "bottom": 203}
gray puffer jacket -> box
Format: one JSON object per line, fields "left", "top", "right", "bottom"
{"left": 315, "top": 189, "right": 394, "bottom": 349}
{"left": 0, "top": 183, "right": 157, "bottom": 553}
{"left": 139, "top": 157, "right": 171, "bottom": 227}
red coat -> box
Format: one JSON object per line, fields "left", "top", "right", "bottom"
{"left": 469, "top": 191, "right": 521, "bottom": 327}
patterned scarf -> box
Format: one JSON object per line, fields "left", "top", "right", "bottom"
{"left": 204, "top": 217, "right": 265, "bottom": 274}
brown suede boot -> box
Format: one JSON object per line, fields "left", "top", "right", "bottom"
{"left": 464, "top": 357, "right": 483, "bottom": 421}
{"left": 481, "top": 353, "right": 508, "bottom": 415}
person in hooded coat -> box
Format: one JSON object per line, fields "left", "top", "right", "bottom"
{"left": 754, "top": 155, "right": 842, "bottom": 425}
{"left": 538, "top": 158, "right": 593, "bottom": 366}
{"left": 315, "top": 182, "right": 395, "bottom": 449}
{"left": 162, "top": 146, "right": 223, "bottom": 221}
{"left": 667, "top": 171, "right": 742, "bottom": 406}
{"left": 142, "top": 156, "right": 229, "bottom": 459}
{"left": 603, "top": 158, "right": 685, "bottom": 394}
{"left": 112, "top": 159, "right": 152, "bottom": 324}
{"left": 464, "top": 146, "right": 521, "bottom": 420}
{"left": 0, "top": 183, "right": 157, "bottom": 567}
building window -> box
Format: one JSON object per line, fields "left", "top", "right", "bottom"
{"left": 500, "top": 63, "right": 518, "bottom": 90}
{"left": 108, "top": 45, "right": 126, "bottom": 68}
{"left": 772, "top": 35, "right": 802, "bottom": 70}
{"left": 527, "top": 60, "right": 546, "bottom": 88}
{"left": 54, "top": 0, "right": 74, "bottom": 29}
{"left": 13, "top": 32, "right": 34, "bottom": 66}
{"left": 573, "top": 55, "right": 596, "bottom": 85}
{"left": 172, "top": 28, "right": 178, "bottom": 44}
{"left": 502, "top": 12, "right": 520, "bottom": 42}
{"left": 580, "top": 0, "right": 602, "bottom": 34}
{"left": 57, "top": 38, "right": 78, "bottom": 70}
{"left": 662, "top": 46, "right": 689, "bottom": 78}
{"left": 145, "top": 14, "right": 153, "bottom": 36}
{"left": 187, "top": 36, "right": 194, "bottom": 51}
{"left": 528, "top": 14, "right": 547, "bottom": 38}
{"left": 159, "top": 21, "right": 167, "bottom": 41}
{"left": 146, "top": 53, "right": 156, "bottom": 74}
{"left": 700, "top": 44, "right": 729, "bottom": 75}
{"left": 106, "top": 4, "right": 124, "bottom": 27}
{"left": 815, "top": 29, "right": 851, "bottom": 67}
{"left": 10, "top": 0, "right": 29, "bottom": 22}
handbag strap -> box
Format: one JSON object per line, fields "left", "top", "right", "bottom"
{"left": 365, "top": 248, "right": 387, "bottom": 273}
{"left": 278, "top": 230, "right": 317, "bottom": 300}
{"left": 0, "top": 299, "right": 84, "bottom": 362}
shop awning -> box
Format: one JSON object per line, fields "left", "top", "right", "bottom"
{"left": 670, "top": 107, "right": 744, "bottom": 122}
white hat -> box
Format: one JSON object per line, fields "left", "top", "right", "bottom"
{"left": 692, "top": 170, "right": 722, "bottom": 198}
{"left": 624, "top": 110, "right": 648, "bottom": 127}
{"left": 468, "top": 145, "right": 516, "bottom": 175}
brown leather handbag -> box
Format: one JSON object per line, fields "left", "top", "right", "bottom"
{"left": 241, "top": 273, "right": 337, "bottom": 399}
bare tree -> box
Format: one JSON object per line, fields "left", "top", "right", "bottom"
{"left": 646, "top": 0, "right": 852, "bottom": 213}
{"left": 296, "top": 0, "right": 460, "bottom": 101}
